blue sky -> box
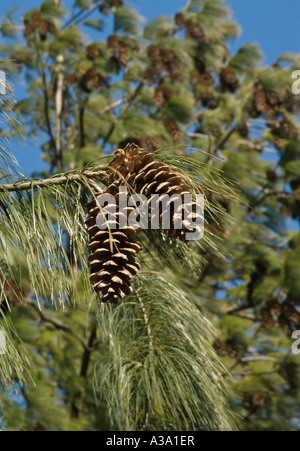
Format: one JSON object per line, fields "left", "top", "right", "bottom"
{"left": 0, "top": 0, "right": 299, "bottom": 173}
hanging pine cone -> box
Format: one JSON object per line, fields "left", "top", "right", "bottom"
{"left": 108, "top": 144, "right": 200, "bottom": 241}
{"left": 261, "top": 306, "right": 274, "bottom": 330}
{"left": 107, "top": 36, "right": 129, "bottom": 68}
{"left": 160, "top": 49, "right": 174, "bottom": 65}
{"left": 86, "top": 185, "right": 141, "bottom": 303}
{"left": 86, "top": 44, "right": 101, "bottom": 60}
{"left": 79, "top": 68, "right": 105, "bottom": 93}
{"left": 273, "top": 136, "right": 285, "bottom": 150}
{"left": 107, "top": 35, "right": 119, "bottom": 52}
{"left": 185, "top": 20, "right": 207, "bottom": 43}
{"left": 278, "top": 313, "right": 293, "bottom": 335}
{"left": 32, "top": 12, "right": 42, "bottom": 25}
{"left": 99, "top": 4, "right": 109, "bottom": 16}
{"left": 118, "top": 41, "right": 129, "bottom": 67}
{"left": 174, "top": 12, "right": 186, "bottom": 28}
{"left": 282, "top": 300, "right": 300, "bottom": 325}
{"left": 164, "top": 120, "right": 182, "bottom": 142}
{"left": 251, "top": 85, "right": 271, "bottom": 117}
{"left": 220, "top": 66, "right": 239, "bottom": 93}
{"left": 214, "top": 338, "right": 238, "bottom": 358}
{"left": 24, "top": 24, "right": 34, "bottom": 38}
{"left": 147, "top": 45, "right": 164, "bottom": 76}
{"left": 279, "top": 118, "right": 299, "bottom": 138}
{"left": 38, "top": 20, "right": 50, "bottom": 41}
{"left": 87, "top": 144, "right": 201, "bottom": 303}
{"left": 24, "top": 12, "right": 55, "bottom": 40}
{"left": 65, "top": 73, "right": 77, "bottom": 88}
{"left": 154, "top": 86, "right": 175, "bottom": 107}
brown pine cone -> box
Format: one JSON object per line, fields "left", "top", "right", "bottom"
{"left": 86, "top": 186, "right": 141, "bottom": 303}
{"left": 174, "top": 12, "right": 186, "bottom": 29}
{"left": 86, "top": 44, "right": 101, "bottom": 60}
{"left": 220, "top": 66, "right": 239, "bottom": 93}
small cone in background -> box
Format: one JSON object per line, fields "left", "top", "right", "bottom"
{"left": 174, "top": 12, "right": 186, "bottom": 29}
{"left": 220, "top": 66, "right": 239, "bottom": 93}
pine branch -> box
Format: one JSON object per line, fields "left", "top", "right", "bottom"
{"left": 250, "top": 190, "right": 291, "bottom": 209}
{"left": 62, "top": 1, "right": 102, "bottom": 30}
{"left": 100, "top": 82, "right": 145, "bottom": 151}
{"left": 0, "top": 166, "right": 109, "bottom": 192}
{"left": 95, "top": 272, "right": 235, "bottom": 431}
{"left": 241, "top": 356, "right": 278, "bottom": 364}
{"left": 99, "top": 97, "right": 128, "bottom": 115}
{"left": 214, "top": 124, "right": 236, "bottom": 152}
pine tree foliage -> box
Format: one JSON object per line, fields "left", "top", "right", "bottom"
{"left": 0, "top": 0, "right": 299, "bottom": 431}
{"left": 95, "top": 272, "right": 235, "bottom": 431}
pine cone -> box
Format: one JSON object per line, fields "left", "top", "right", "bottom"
{"left": 252, "top": 87, "right": 267, "bottom": 116}
{"left": 108, "top": 144, "right": 199, "bottom": 241}
{"left": 140, "top": 136, "right": 160, "bottom": 152}
{"left": 65, "top": 73, "right": 77, "bottom": 88}
{"left": 280, "top": 118, "right": 299, "bottom": 138}
{"left": 261, "top": 307, "right": 274, "bottom": 330}
{"left": 154, "top": 86, "right": 175, "bottom": 107}
{"left": 87, "top": 144, "right": 201, "bottom": 303}
{"left": 32, "top": 12, "right": 42, "bottom": 25}
{"left": 185, "top": 20, "right": 207, "bottom": 43}
{"left": 220, "top": 66, "right": 239, "bottom": 93}
{"left": 274, "top": 136, "right": 285, "bottom": 150}
{"left": 38, "top": 20, "right": 50, "bottom": 41}
{"left": 86, "top": 44, "right": 101, "bottom": 60}
{"left": 252, "top": 392, "right": 266, "bottom": 407}
{"left": 107, "top": 35, "right": 119, "bottom": 52}
{"left": 24, "top": 24, "right": 34, "bottom": 37}
{"left": 160, "top": 49, "right": 174, "bottom": 64}
{"left": 164, "top": 120, "right": 182, "bottom": 142}
{"left": 86, "top": 186, "right": 141, "bottom": 303}
{"left": 147, "top": 44, "right": 160, "bottom": 62}
{"left": 147, "top": 45, "right": 164, "bottom": 76}
{"left": 282, "top": 301, "right": 300, "bottom": 325}
{"left": 118, "top": 41, "right": 129, "bottom": 67}
{"left": 99, "top": 4, "right": 109, "bottom": 16}
{"left": 175, "top": 12, "right": 186, "bottom": 29}
{"left": 79, "top": 68, "right": 104, "bottom": 93}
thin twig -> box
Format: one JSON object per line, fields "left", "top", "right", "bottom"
{"left": 63, "top": 1, "right": 102, "bottom": 30}
{"left": 250, "top": 190, "right": 291, "bottom": 210}
{"left": 99, "top": 97, "right": 128, "bottom": 115}
{"left": 214, "top": 124, "right": 236, "bottom": 153}
{"left": 241, "top": 356, "right": 277, "bottom": 363}
{"left": 226, "top": 304, "right": 251, "bottom": 315}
